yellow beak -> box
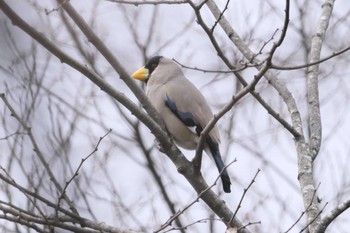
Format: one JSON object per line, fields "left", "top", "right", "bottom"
{"left": 132, "top": 67, "right": 149, "bottom": 81}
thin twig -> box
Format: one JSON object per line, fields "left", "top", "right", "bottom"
{"left": 284, "top": 183, "right": 321, "bottom": 233}
{"left": 237, "top": 221, "right": 261, "bottom": 230}
{"left": 155, "top": 159, "right": 237, "bottom": 233}
{"left": 271, "top": 45, "right": 350, "bottom": 70}
{"left": 229, "top": 169, "right": 260, "bottom": 225}
{"left": 299, "top": 202, "right": 328, "bottom": 233}
{"left": 193, "top": 51, "right": 275, "bottom": 166}
{"left": 163, "top": 218, "right": 221, "bottom": 233}
{"left": 55, "top": 129, "right": 112, "bottom": 215}
{"left": 0, "top": 172, "right": 81, "bottom": 219}
{"left": 246, "top": 28, "right": 280, "bottom": 64}
{"left": 315, "top": 198, "right": 350, "bottom": 232}
{"left": 44, "top": 0, "right": 69, "bottom": 15}
{"left": 210, "top": 0, "right": 231, "bottom": 33}
{"left": 0, "top": 167, "right": 48, "bottom": 223}
{"left": 104, "top": 0, "right": 189, "bottom": 5}
{"left": 173, "top": 58, "right": 253, "bottom": 74}
{"left": 0, "top": 131, "right": 28, "bottom": 140}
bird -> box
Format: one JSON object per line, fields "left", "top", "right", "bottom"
{"left": 132, "top": 56, "right": 231, "bottom": 193}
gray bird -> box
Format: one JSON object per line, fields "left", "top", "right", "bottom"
{"left": 132, "top": 56, "right": 231, "bottom": 193}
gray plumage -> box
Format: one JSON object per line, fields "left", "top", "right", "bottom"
{"left": 133, "top": 56, "right": 231, "bottom": 193}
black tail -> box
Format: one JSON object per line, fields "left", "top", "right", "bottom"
{"left": 207, "top": 139, "right": 231, "bottom": 193}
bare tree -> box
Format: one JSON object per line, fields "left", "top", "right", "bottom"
{"left": 0, "top": 0, "right": 350, "bottom": 232}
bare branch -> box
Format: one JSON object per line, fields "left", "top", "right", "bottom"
{"left": 299, "top": 203, "right": 328, "bottom": 233}
{"left": 316, "top": 198, "right": 350, "bottom": 232}
{"left": 104, "top": 0, "right": 189, "bottom": 5}
{"left": 173, "top": 58, "right": 254, "bottom": 74}
{"left": 230, "top": 169, "right": 260, "bottom": 225}
{"left": 0, "top": 203, "right": 138, "bottom": 233}
{"left": 0, "top": 131, "right": 28, "bottom": 140}
{"left": 156, "top": 160, "right": 238, "bottom": 233}
{"left": 56, "top": 129, "right": 112, "bottom": 214}
{"left": 271, "top": 45, "right": 350, "bottom": 70}
{"left": 284, "top": 184, "right": 322, "bottom": 233}
{"left": 163, "top": 218, "right": 221, "bottom": 233}
{"left": 210, "top": 0, "right": 231, "bottom": 34}
{"left": 237, "top": 221, "right": 262, "bottom": 231}
{"left": 306, "top": 0, "right": 335, "bottom": 161}
{"left": 298, "top": 1, "right": 335, "bottom": 232}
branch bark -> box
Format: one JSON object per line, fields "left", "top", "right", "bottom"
{"left": 316, "top": 198, "right": 350, "bottom": 232}
{"left": 306, "top": 0, "right": 335, "bottom": 161}
{"left": 298, "top": 1, "right": 335, "bottom": 232}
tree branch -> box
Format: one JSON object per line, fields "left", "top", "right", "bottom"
{"left": 194, "top": 63, "right": 270, "bottom": 165}
{"left": 229, "top": 169, "right": 260, "bottom": 225}
{"left": 298, "top": 1, "right": 335, "bottom": 232}
{"left": 56, "top": 129, "right": 112, "bottom": 215}
{"left": 306, "top": 0, "right": 335, "bottom": 161}
{"left": 271, "top": 45, "right": 350, "bottom": 70}
{"left": 104, "top": 0, "right": 189, "bottom": 5}
{"left": 316, "top": 198, "right": 350, "bottom": 232}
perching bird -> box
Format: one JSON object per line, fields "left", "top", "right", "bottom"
{"left": 132, "top": 56, "right": 231, "bottom": 193}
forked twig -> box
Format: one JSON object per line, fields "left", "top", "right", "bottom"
{"left": 55, "top": 129, "right": 112, "bottom": 214}
{"left": 284, "top": 183, "right": 322, "bottom": 233}
{"left": 229, "top": 169, "right": 260, "bottom": 225}
{"left": 155, "top": 159, "right": 236, "bottom": 233}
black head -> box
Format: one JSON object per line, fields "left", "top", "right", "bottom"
{"left": 145, "top": 56, "right": 163, "bottom": 75}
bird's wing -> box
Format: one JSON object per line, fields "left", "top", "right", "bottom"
{"left": 163, "top": 78, "right": 220, "bottom": 143}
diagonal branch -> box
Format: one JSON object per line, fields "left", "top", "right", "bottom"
{"left": 271, "top": 45, "right": 350, "bottom": 70}
{"left": 156, "top": 160, "right": 237, "bottom": 233}
{"left": 229, "top": 169, "right": 260, "bottom": 225}
{"left": 194, "top": 62, "right": 270, "bottom": 166}
{"left": 56, "top": 0, "right": 164, "bottom": 129}
{"left": 56, "top": 129, "right": 112, "bottom": 215}
{"left": 315, "top": 198, "right": 350, "bottom": 233}
{"left": 104, "top": 0, "right": 189, "bottom": 5}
